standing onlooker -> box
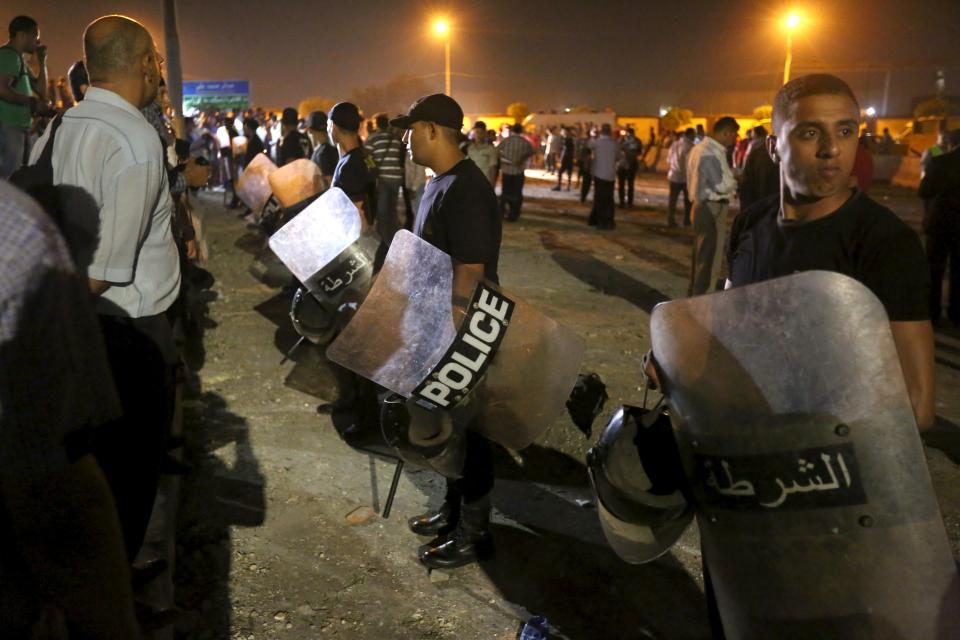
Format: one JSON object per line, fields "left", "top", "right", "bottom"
{"left": 918, "top": 129, "right": 960, "bottom": 326}
{"left": 553, "top": 126, "right": 575, "bottom": 191}
{"left": 466, "top": 120, "right": 498, "bottom": 185}
{"left": 851, "top": 134, "right": 874, "bottom": 194}
{"left": 0, "top": 180, "right": 140, "bottom": 638}
{"left": 307, "top": 110, "right": 338, "bottom": 191}
{"left": 578, "top": 128, "right": 594, "bottom": 203}
{"left": 278, "top": 106, "right": 312, "bottom": 166}
{"left": 616, "top": 126, "right": 642, "bottom": 208}
{"left": 33, "top": 14, "right": 181, "bottom": 562}
{"left": 687, "top": 116, "right": 739, "bottom": 295}
{"left": 545, "top": 127, "right": 562, "bottom": 174}
{"left": 588, "top": 123, "right": 618, "bottom": 229}
{"left": 365, "top": 113, "right": 406, "bottom": 249}
{"left": 666, "top": 127, "right": 695, "bottom": 227}
{"left": 0, "top": 15, "right": 51, "bottom": 177}
{"left": 498, "top": 123, "right": 534, "bottom": 221}
{"left": 738, "top": 125, "right": 780, "bottom": 211}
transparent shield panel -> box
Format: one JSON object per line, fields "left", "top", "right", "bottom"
{"left": 235, "top": 153, "right": 277, "bottom": 211}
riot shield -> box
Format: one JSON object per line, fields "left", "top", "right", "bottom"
{"left": 326, "top": 230, "right": 585, "bottom": 452}
{"left": 268, "top": 159, "right": 323, "bottom": 211}
{"left": 268, "top": 186, "right": 376, "bottom": 310}
{"left": 235, "top": 153, "right": 277, "bottom": 212}
{"left": 587, "top": 404, "right": 693, "bottom": 564}
{"left": 650, "top": 270, "right": 960, "bottom": 639}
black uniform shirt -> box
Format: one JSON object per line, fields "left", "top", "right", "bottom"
{"left": 312, "top": 141, "right": 339, "bottom": 177}
{"left": 333, "top": 147, "right": 376, "bottom": 219}
{"left": 414, "top": 158, "right": 501, "bottom": 283}
{"left": 727, "top": 190, "right": 929, "bottom": 321}
{"left": 279, "top": 130, "right": 313, "bottom": 166}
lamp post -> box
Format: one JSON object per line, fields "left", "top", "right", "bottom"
{"left": 783, "top": 13, "right": 801, "bottom": 85}
{"left": 434, "top": 19, "right": 451, "bottom": 96}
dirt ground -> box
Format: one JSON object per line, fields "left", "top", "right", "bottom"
{"left": 171, "top": 172, "right": 960, "bottom": 640}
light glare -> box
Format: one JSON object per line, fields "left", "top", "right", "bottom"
{"left": 434, "top": 19, "right": 449, "bottom": 36}
{"left": 785, "top": 13, "right": 801, "bottom": 29}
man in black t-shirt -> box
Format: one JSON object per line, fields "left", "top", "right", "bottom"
{"left": 667, "top": 74, "right": 936, "bottom": 640}
{"left": 328, "top": 101, "right": 376, "bottom": 224}
{"left": 306, "top": 110, "right": 338, "bottom": 191}
{"left": 277, "top": 106, "right": 312, "bottom": 166}
{"left": 725, "top": 74, "right": 934, "bottom": 432}
{"left": 390, "top": 93, "right": 502, "bottom": 570}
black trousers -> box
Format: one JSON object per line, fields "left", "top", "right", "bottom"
{"left": 926, "top": 222, "right": 960, "bottom": 322}
{"left": 591, "top": 178, "right": 615, "bottom": 228}
{"left": 668, "top": 180, "right": 692, "bottom": 225}
{"left": 580, "top": 168, "right": 592, "bottom": 204}
{"left": 617, "top": 166, "right": 638, "bottom": 206}
{"left": 95, "top": 315, "right": 176, "bottom": 561}
{"left": 445, "top": 430, "right": 494, "bottom": 505}
{"left": 500, "top": 173, "right": 525, "bottom": 220}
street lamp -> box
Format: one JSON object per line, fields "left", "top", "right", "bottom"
{"left": 433, "top": 18, "right": 451, "bottom": 97}
{"left": 783, "top": 12, "right": 801, "bottom": 85}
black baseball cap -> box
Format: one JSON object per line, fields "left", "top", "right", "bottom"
{"left": 281, "top": 107, "right": 299, "bottom": 126}
{"left": 306, "top": 110, "right": 328, "bottom": 131}
{"left": 330, "top": 102, "right": 362, "bottom": 132}
{"left": 390, "top": 94, "right": 463, "bottom": 130}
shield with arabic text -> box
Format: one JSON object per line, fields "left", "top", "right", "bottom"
{"left": 651, "top": 271, "right": 960, "bottom": 639}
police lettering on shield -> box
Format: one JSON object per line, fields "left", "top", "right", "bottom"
{"left": 413, "top": 283, "right": 515, "bottom": 409}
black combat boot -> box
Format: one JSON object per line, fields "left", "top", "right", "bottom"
{"left": 408, "top": 501, "right": 459, "bottom": 537}
{"left": 418, "top": 499, "right": 492, "bottom": 569}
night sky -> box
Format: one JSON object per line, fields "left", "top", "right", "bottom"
{"left": 6, "top": 0, "right": 960, "bottom": 116}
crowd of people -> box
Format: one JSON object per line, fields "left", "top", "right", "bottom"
{"left": 0, "top": 9, "right": 959, "bottom": 639}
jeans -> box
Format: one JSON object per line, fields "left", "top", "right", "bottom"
{"left": 689, "top": 200, "right": 729, "bottom": 296}
{"left": 0, "top": 123, "right": 27, "bottom": 178}
{"left": 376, "top": 179, "right": 403, "bottom": 247}
{"left": 668, "top": 180, "right": 692, "bottom": 225}
{"left": 617, "top": 166, "right": 638, "bottom": 206}
{"left": 591, "top": 178, "right": 615, "bottom": 228}
{"left": 500, "top": 172, "right": 525, "bottom": 220}
{"left": 579, "top": 167, "right": 592, "bottom": 204}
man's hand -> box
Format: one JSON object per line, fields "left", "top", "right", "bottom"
{"left": 889, "top": 320, "right": 936, "bottom": 430}
{"left": 35, "top": 44, "right": 47, "bottom": 64}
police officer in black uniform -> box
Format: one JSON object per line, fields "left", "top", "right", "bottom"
{"left": 390, "top": 94, "right": 502, "bottom": 569}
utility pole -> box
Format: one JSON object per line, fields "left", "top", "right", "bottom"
{"left": 162, "top": 0, "right": 185, "bottom": 137}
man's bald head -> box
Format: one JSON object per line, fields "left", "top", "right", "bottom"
{"left": 83, "top": 15, "right": 153, "bottom": 84}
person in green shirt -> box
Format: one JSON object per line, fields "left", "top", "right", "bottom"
{"left": 0, "top": 15, "right": 50, "bottom": 177}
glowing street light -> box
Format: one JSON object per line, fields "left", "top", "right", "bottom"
{"left": 866, "top": 106, "right": 877, "bottom": 117}
{"left": 783, "top": 12, "right": 802, "bottom": 85}
{"left": 432, "top": 18, "right": 452, "bottom": 97}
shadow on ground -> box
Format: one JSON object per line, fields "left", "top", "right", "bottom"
{"left": 401, "top": 443, "right": 709, "bottom": 640}
{"left": 173, "top": 389, "right": 266, "bottom": 639}
{"left": 539, "top": 229, "right": 671, "bottom": 314}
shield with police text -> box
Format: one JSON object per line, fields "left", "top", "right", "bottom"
{"left": 650, "top": 271, "right": 960, "bottom": 639}
{"left": 268, "top": 187, "right": 377, "bottom": 313}
{"left": 326, "top": 230, "right": 585, "bottom": 452}
{"left": 235, "top": 152, "right": 277, "bottom": 212}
